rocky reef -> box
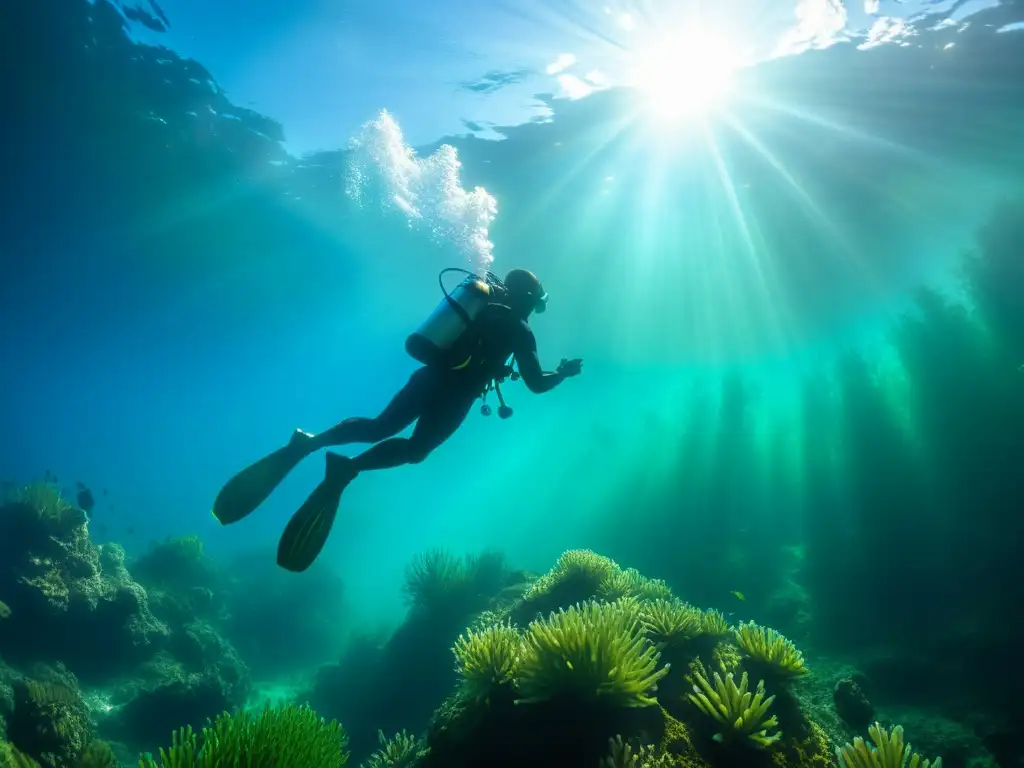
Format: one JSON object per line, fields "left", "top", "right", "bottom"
{"left": 0, "top": 484, "right": 996, "bottom": 767}
{"left": 0, "top": 485, "right": 250, "bottom": 765}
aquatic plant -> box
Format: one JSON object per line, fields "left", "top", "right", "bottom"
{"left": 0, "top": 742, "right": 41, "bottom": 767}
{"left": 452, "top": 621, "right": 520, "bottom": 701}
{"left": 0, "top": 599, "right": 10, "bottom": 619}
{"left": 16, "top": 482, "right": 73, "bottom": 522}
{"left": 639, "top": 599, "right": 703, "bottom": 646}
{"left": 514, "top": 599, "right": 669, "bottom": 707}
{"left": 836, "top": 722, "right": 943, "bottom": 768}
{"left": 77, "top": 741, "right": 118, "bottom": 767}
{"left": 601, "top": 735, "right": 670, "bottom": 767}
{"left": 132, "top": 535, "right": 213, "bottom": 590}
{"left": 521, "top": 549, "right": 618, "bottom": 602}
{"left": 138, "top": 704, "right": 348, "bottom": 767}
{"left": 402, "top": 547, "right": 505, "bottom": 615}
{"left": 700, "top": 609, "right": 731, "bottom": 638}
{"left": 361, "top": 729, "right": 425, "bottom": 768}
{"left": 687, "top": 664, "right": 781, "bottom": 748}
{"left": 734, "top": 621, "right": 808, "bottom": 679}
{"left": 598, "top": 567, "right": 674, "bottom": 603}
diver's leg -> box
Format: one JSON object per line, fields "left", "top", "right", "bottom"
{"left": 306, "top": 368, "right": 432, "bottom": 451}
{"left": 214, "top": 369, "right": 431, "bottom": 525}
{"left": 349, "top": 392, "right": 475, "bottom": 471}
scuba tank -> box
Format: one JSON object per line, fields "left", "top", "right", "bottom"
{"left": 405, "top": 268, "right": 508, "bottom": 369}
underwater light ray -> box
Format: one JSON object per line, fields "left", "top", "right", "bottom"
{"left": 511, "top": 111, "right": 641, "bottom": 233}
{"left": 729, "top": 97, "right": 967, "bottom": 251}
{"left": 717, "top": 111, "right": 885, "bottom": 293}
{"left": 703, "top": 122, "right": 793, "bottom": 355}
{"left": 739, "top": 94, "right": 930, "bottom": 161}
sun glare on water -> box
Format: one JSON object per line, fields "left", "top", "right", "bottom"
{"left": 631, "top": 25, "right": 741, "bottom": 122}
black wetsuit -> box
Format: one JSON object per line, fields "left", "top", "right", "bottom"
{"left": 314, "top": 308, "right": 562, "bottom": 471}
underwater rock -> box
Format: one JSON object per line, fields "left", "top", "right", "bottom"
{"left": 878, "top": 707, "right": 998, "bottom": 768}
{"left": 167, "top": 620, "right": 250, "bottom": 705}
{"left": 130, "top": 536, "right": 219, "bottom": 594}
{"left": 833, "top": 677, "right": 874, "bottom": 730}
{"left": 4, "top": 666, "right": 91, "bottom": 767}
{"left": 105, "top": 657, "right": 236, "bottom": 751}
{"left": 0, "top": 494, "right": 169, "bottom": 681}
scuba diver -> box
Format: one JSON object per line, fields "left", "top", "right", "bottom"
{"left": 212, "top": 268, "right": 583, "bottom": 572}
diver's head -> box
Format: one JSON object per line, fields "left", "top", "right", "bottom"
{"left": 504, "top": 268, "right": 548, "bottom": 318}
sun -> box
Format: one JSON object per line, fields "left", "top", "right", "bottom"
{"left": 630, "top": 25, "right": 741, "bottom": 122}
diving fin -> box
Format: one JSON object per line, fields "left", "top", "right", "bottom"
{"left": 277, "top": 452, "right": 357, "bottom": 573}
{"left": 212, "top": 430, "right": 314, "bottom": 525}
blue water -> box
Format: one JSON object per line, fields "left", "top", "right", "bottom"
{"left": 2, "top": 0, "right": 1022, "bottom": 635}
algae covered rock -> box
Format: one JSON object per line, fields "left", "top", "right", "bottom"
{"left": 103, "top": 647, "right": 247, "bottom": 752}
{"left": 0, "top": 489, "right": 168, "bottom": 681}
{"left": 833, "top": 677, "right": 874, "bottom": 730}
{"left": 4, "top": 668, "right": 91, "bottom": 767}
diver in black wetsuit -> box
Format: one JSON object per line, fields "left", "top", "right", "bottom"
{"left": 212, "top": 268, "right": 583, "bottom": 572}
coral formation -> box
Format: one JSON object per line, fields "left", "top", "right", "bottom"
{"left": 139, "top": 704, "right": 348, "bottom": 767}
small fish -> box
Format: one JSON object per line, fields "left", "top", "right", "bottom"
{"left": 730, "top": 590, "right": 746, "bottom": 601}
{"left": 76, "top": 487, "right": 95, "bottom": 515}
{"left": 96, "top": 523, "right": 109, "bottom": 535}
{"left": 126, "top": 526, "right": 135, "bottom": 535}
{"left": 76, "top": 481, "right": 86, "bottom": 491}
{"left": 102, "top": 488, "right": 108, "bottom": 496}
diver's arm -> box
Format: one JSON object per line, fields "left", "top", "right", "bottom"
{"left": 514, "top": 326, "right": 565, "bottom": 394}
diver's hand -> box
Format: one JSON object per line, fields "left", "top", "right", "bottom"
{"left": 557, "top": 358, "right": 583, "bottom": 379}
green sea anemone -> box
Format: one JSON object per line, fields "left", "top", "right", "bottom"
{"left": 362, "top": 729, "right": 424, "bottom": 768}
{"left": 601, "top": 735, "right": 670, "bottom": 767}
{"left": 402, "top": 547, "right": 506, "bottom": 615}
{"left": 687, "top": 664, "right": 781, "bottom": 748}
{"left": 138, "top": 704, "right": 348, "bottom": 767}
{"left": 700, "top": 609, "right": 731, "bottom": 637}
{"left": 734, "top": 621, "right": 807, "bottom": 678}
{"left": 452, "top": 621, "right": 521, "bottom": 700}
{"left": 515, "top": 599, "right": 669, "bottom": 708}
{"left": 522, "top": 549, "right": 618, "bottom": 602}
{"left": 598, "top": 567, "right": 673, "bottom": 603}
{"left": 640, "top": 599, "right": 703, "bottom": 646}
{"left": 77, "top": 741, "right": 118, "bottom": 768}
{"left": 836, "top": 722, "right": 943, "bottom": 768}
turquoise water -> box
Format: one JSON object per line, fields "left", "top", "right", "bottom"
{"left": 1, "top": 0, "right": 1023, "bottom": 765}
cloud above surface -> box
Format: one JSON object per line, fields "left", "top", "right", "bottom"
{"left": 545, "top": 53, "right": 576, "bottom": 75}
{"left": 556, "top": 74, "right": 593, "bottom": 99}
{"left": 775, "top": 0, "right": 849, "bottom": 55}
{"left": 459, "top": 69, "right": 531, "bottom": 94}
